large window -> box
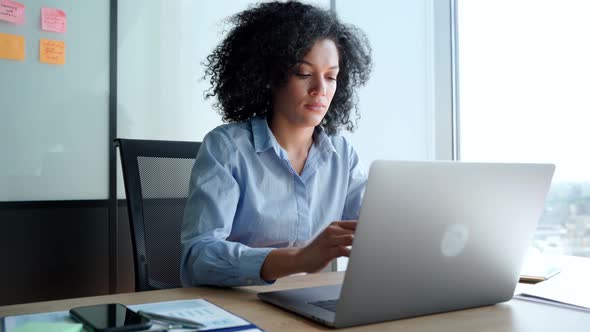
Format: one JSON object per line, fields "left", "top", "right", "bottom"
{"left": 456, "top": 0, "right": 590, "bottom": 256}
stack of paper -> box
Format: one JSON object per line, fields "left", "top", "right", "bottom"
{"left": 515, "top": 265, "right": 590, "bottom": 312}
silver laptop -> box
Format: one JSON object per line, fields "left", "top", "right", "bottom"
{"left": 258, "top": 160, "right": 555, "bottom": 328}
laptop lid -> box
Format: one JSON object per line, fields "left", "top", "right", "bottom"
{"left": 333, "top": 160, "right": 554, "bottom": 327}
{"left": 258, "top": 161, "right": 555, "bottom": 328}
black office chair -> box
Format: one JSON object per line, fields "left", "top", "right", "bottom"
{"left": 114, "top": 138, "right": 201, "bottom": 291}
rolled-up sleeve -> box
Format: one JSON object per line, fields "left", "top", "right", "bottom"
{"left": 341, "top": 141, "right": 368, "bottom": 221}
{"left": 180, "top": 130, "right": 274, "bottom": 287}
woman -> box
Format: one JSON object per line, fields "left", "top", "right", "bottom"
{"left": 181, "top": 1, "right": 372, "bottom": 287}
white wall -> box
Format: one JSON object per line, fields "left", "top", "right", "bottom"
{"left": 117, "top": 0, "right": 330, "bottom": 143}
{"left": 338, "top": 0, "right": 433, "bottom": 162}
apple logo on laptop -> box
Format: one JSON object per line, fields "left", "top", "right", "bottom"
{"left": 441, "top": 224, "right": 469, "bottom": 257}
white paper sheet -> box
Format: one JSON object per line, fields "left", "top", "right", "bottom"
{"left": 513, "top": 294, "right": 590, "bottom": 312}
{"left": 128, "top": 299, "right": 253, "bottom": 331}
{"left": 516, "top": 266, "right": 590, "bottom": 310}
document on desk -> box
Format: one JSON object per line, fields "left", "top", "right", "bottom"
{"left": 129, "top": 299, "right": 261, "bottom": 331}
{"left": 515, "top": 266, "right": 590, "bottom": 312}
{"left": 1, "top": 299, "right": 263, "bottom": 332}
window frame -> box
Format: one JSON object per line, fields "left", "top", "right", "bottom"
{"left": 430, "top": 0, "right": 456, "bottom": 161}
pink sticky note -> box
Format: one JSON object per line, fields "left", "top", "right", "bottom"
{"left": 41, "top": 7, "right": 66, "bottom": 33}
{"left": 0, "top": 0, "right": 25, "bottom": 24}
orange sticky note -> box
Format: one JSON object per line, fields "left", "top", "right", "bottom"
{"left": 40, "top": 39, "right": 65, "bottom": 65}
{"left": 0, "top": 0, "right": 25, "bottom": 24}
{"left": 0, "top": 32, "right": 24, "bottom": 60}
{"left": 41, "top": 7, "right": 66, "bottom": 33}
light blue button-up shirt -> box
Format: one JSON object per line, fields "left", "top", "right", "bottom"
{"left": 180, "top": 115, "right": 367, "bottom": 287}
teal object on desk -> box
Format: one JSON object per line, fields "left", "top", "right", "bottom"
{"left": 12, "top": 322, "right": 83, "bottom": 332}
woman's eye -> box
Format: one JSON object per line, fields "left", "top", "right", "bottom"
{"left": 295, "top": 73, "right": 312, "bottom": 78}
{"left": 326, "top": 76, "right": 337, "bottom": 81}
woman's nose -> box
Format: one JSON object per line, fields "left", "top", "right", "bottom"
{"left": 309, "top": 77, "right": 327, "bottom": 96}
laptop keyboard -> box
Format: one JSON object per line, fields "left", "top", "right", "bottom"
{"left": 310, "top": 299, "right": 339, "bottom": 312}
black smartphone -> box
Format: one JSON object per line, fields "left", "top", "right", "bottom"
{"left": 69, "top": 303, "right": 151, "bottom": 332}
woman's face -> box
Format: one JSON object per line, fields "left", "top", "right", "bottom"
{"left": 272, "top": 38, "right": 339, "bottom": 129}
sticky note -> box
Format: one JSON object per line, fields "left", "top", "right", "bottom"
{"left": 40, "top": 39, "right": 65, "bottom": 65}
{"left": 0, "top": 0, "right": 25, "bottom": 24}
{"left": 41, "top": 7, "right": 66, "bottom": 33}
{"left": 12, "top": 322, "right": 83, "bottom": 332}
{"left": 0, "top": 32, "right": 24, "bottom": 60}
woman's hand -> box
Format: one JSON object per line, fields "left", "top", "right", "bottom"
{"left": 295, "top": 220, "right": 357, "bottom": 273}
{"left": 260, "top": 220, "right": 357, "bottom": 281}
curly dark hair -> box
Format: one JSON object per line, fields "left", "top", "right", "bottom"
{"left": 203, "top": 1, "right": 372, "bottom": 135}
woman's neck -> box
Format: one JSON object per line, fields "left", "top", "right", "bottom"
{"left": 268, "top": 114, "right": 315, "bottom": 175}
{"left": 268, "top": 115, "right": 315, "bottom": 156}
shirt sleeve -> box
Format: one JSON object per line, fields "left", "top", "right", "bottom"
{"left": 341, "top": 140, "right": 368, "bottom": 220}
{"left": 180, "top": 129, "right": 274, "bottom": 287}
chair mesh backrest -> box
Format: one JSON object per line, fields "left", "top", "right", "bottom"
{"left": 137, "top": 156, "right": 195, "bottom": 290}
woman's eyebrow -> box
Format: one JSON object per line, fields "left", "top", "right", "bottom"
{"left": 299, "top": 60, "right": 339, "bottom": 70}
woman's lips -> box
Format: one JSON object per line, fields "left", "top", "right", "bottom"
{"left": 304, "top": 103, "right": 326, "bottom": 111}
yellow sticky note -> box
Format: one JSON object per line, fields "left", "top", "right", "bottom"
{"left": 0, "top": 32, "right": 25, "bottom": 60}
{"left": 40, "top": 38, "right": 65, "bottom": 65}
{"left": 12, "top": 322, "right": 83, "bottom": 332}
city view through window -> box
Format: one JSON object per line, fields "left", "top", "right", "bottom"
{"left": 457, "top": 0, "right": 590, "bottom": 257}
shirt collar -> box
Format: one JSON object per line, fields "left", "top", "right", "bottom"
{"left": 312, "top": 125, "right": 339, "bottom": 158}
{"left": 250, "top": 115, "right": 339, "bottom": 158}
{"left": 251, "top": 115, "right": 276, "bottom": 153}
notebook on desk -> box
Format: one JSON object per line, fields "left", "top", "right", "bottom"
{"left": 519, "top": 262, "right": 561, "bottom": 283}
{"left": 258, "top": 160, "right": 555, "bottom": 328}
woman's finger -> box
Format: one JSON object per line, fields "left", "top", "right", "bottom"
{"left": 327, "top": 234, "right": 354, "bottom": 246}
{"left": 331, "top": 220, "right": 357, "bottom": 230}
{"left": 328, "top": 245, "right": 351, "bottom": 259}
{"left": 323, "top": 222, "right": 356, "bottom": 236}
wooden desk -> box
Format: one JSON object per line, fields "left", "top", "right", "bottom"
{"left": 1, "top": 272, "right": 589, "bottom": 332}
